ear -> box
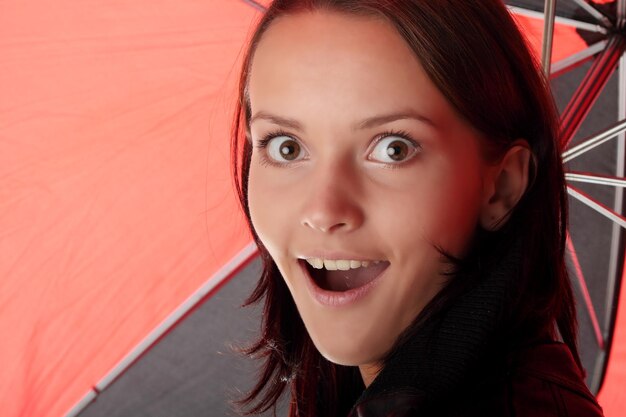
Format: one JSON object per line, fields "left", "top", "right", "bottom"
{"left": 479, "top": 139, "right": 533, "bottom": 231}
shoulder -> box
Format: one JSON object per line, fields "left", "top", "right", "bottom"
{"left": 504, "top": 341, "right": 604, "bottom": 417}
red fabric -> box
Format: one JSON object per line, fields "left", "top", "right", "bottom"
{"left": 597, "top": 261, "right": 626, "bottom": 416}
{"left": 511, "top": 14, "right": 588, "bottom": 63}
{"left": 0, "top": 2, "right": 256, "bottom": 416}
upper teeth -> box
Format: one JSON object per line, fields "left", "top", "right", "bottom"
{"left": 304, "top": 258, "right": 383, "bottom": 270}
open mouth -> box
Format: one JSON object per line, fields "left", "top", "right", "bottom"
{"left": 299, "top": 259, "right": 390, "bottom": 292}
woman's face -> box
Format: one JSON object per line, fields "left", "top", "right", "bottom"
{"left": 246, "top": 11, "right": 491, "bottom": 380}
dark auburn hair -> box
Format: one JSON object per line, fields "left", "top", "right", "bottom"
{"left": 229, "top": 1, "right": 580, "bottom": 416}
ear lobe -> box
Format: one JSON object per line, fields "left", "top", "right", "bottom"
{"left": 479, "top": 140, "right": 532, "bottom": 231}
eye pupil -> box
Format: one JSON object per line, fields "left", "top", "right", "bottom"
{"left": 386, "top": 140, "right": 408, "bottom": 161}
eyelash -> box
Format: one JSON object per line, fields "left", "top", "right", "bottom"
{"left": 254, "top": 128, "right": 421, "bottom": 170}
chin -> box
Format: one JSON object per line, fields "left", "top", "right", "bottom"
{"left": 317, "top": 348, "right": 368, "bottom": 367}
{"left": 310, "top": 332, "right": 391, "bottom": 367}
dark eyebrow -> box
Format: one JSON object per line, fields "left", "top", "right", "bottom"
{"left": 249, "top": 109, "right": 438, "bottom": 132}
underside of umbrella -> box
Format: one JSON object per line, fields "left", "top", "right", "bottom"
{"left": 1, "top": 1, "right": 625, "bottom": 417}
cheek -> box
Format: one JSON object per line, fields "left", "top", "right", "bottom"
{"left": 432, "top": 172, "right": 482, "bottom": 254}
{"left": 247, "top": 159, "right": 282, "bottom": 250}
{"left": 389, "top": 160, "right": 482, "bottom": 256}
{"left": 247, "top": 157, "right": 303, "bottom": 274}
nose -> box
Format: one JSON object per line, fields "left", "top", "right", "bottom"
{"left": 300, "top": 162, "right": 364, "bottom": 234}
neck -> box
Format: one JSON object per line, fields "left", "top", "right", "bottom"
{"left": 359, "top": 362, "right": 383, "bottom": 387}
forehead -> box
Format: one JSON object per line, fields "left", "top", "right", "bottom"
{"left": 247, "top": 10, "right": 456, "bottom": 130}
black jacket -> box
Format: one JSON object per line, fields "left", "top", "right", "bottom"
{"left": 348, "top": 340, "right": 603, "bottom": 417}
{"left": 347, "top": 235, "right": 604, "bottom": 417}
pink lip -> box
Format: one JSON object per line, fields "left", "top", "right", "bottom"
{"left": 298, "top": 259, "right": 389, "bottom": 307}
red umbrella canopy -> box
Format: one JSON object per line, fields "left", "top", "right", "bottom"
{"left": 0, "top": 1, "right": 623, "bottom": 416}
{"left": 0, "top": 2, "right": 256, "bottom": 416}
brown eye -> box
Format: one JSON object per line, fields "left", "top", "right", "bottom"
{"left": 370, "top": 135, "right": 419, "bottom": 164}
{"left": 386, "top": 140, "right": 409, "bottom": 161}
{"left": 267, "top": 136, "right": 304, "bottom": 162}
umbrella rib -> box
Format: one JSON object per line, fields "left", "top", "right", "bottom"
{"left": 562, "top": 118, "right": 626, "bottom": 162}
{"left": 567, "top": 185, "right": 626, "bottom": 229}
{"left": 570, "top": 0, "right": 613, "bottom": 27}
{"left": 607, "top": 43, "right": 626, "bottom": 337}
{"left": 559, "top": 35, "right": 625, "bottom": 149}
{"left": 566, "top": 233, "right": 606, "bottom": 349}
{"left": 239, "top": 0, "right": 267, "bottom": 12}
{"left": 94, "top": 242, "right": 259, "bottom": 390}
{"left": 566, "top": 172, "right": 626, "bottom": 187}
{"left": 542, "top": 0, "right": 557, "bottom": 75}
{"left": 551, "top": 40, "right": 608, "bottom": 79}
